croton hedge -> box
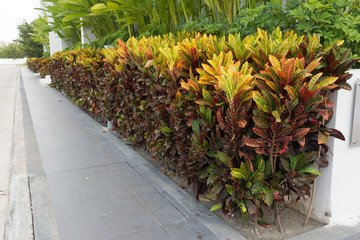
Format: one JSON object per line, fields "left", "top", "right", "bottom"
{"left": 28, "top": 28, "right": 358, "bottom": 223}
{"left": 27, "top": 57, "right": 51, "bottom": 77}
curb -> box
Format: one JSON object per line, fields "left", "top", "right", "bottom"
{"left": 8, "top": 69, "right": 34, "bottom": 240}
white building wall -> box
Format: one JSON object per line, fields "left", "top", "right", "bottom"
{"left": 328, "top": 69, "right": 360, "bottom": 223}
{"left": 80, "top": 18, "right": 97, "bottom": 45}
{"left": 291, "top": 70, "right": 360, "bottom": 224}
{"left": 49, "top": 32, "right": 70, "bottom": 55}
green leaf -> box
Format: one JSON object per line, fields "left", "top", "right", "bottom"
{"left": 262, "top": 91, "right": 276, "bottom": 110}
{"left": 160, "top": 126, "right": 174, "bottom": 134}
{"left": 284, "top": 85, "right": 298, "bottom": 101}
{"left": 211, "top": 182, "right": 223, "bottom": 196}
{"left": 91, "top": 3, "right": 107, "bottom": 13}
{"left": 239, "top": 202, "right": 247, "bottom": 213}
{"left": 271, "top": 110, "right": 281, "bottom": 122}
{"left": 191, "top": 119, "right": 200, "bottom": 137}
{"left": 269, "top": 55, "right": 281, "bottom": 70}
{"left": 253, "top": 115, "right": 270, "bottom": 128}
{"left": 313, "top": 77, "right": 338, "bottom": 90}
{"left": 257, "top": 156, "right": 265, "bottom": 172}
{"left": 205, "top": 107, "right": 212, "bottom": 125}
{"left": 225, "top": 184, "right": 234, "bottom": 195}
{"left": 59, "top": 0, "right": 88, "bottom": 10}
{"left": 107, "top": 2, "right": 123, "bottom": 11}
{"left": 216, "top": 151, "right": 231, "bottom": 167}
{"left": 251, "top": 182, "right": 264, "bottom": 194}
{"left": 280, "top": 157, "right": 290, "bottom": 172}
{"left": 202, "top": 88, "right": 212, "bottom": 101}
{"left": 299, "top": 163, "right": 322, "bottom": 176}
{"left": 308, "top": 73, "right": 322, "bottom": 91}
{"left": 231, "top": 167, "right": 247, "bottom": 180}
{"left": 253, "top": 91, "right": 269, "bottom": 112}
{"left": 290, "top": 152, "right": 304, "bottom": 170}
{"left": 318, "top": 130, "right": 329, "bottom": 144}
{"left": 62, "top": 13, "right": 88, "bottom": 21}
{"left": 264, "top": 190, "right": 274, "bottom": 206}
{"left": 210, "top": 203, "right": 222, "bottom": 211}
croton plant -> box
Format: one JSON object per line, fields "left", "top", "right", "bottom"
{"left": 28, "top": 28, "right": 358, "bottom": 228}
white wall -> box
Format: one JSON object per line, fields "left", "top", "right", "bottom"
{"left": 0, "top": 58, "right": 27, "bottom": 65}
{"left": 80, "top": 18, "right": 97, "bottom": 45}
{"left": 49, "top": 32, "right": 70, "bottom": 55}
{"left": 328, "top": 69, "right": 360, "bottom": 223}
{"left": 289, "top": 70, "right": 360, "bottom": 224}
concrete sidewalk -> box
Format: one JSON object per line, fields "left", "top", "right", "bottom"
{"left": 0, "top": 65, "right": 17, "bottom": 240}
{"left": 19, "top": 66, "right": 244, "bottom": 240}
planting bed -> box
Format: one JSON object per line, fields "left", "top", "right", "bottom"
{"left": 27, "top": 28, "right": 358, "bottom": 238}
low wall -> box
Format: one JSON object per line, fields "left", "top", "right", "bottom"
{"left": 0, "top": 58, "right": 27, "bottom": 65}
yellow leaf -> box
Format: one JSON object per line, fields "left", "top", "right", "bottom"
{"left": 199, "top": 197, "right": 210, "bottom": 202}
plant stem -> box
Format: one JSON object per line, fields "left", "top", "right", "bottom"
{"left": 254, "top": 215, "right": 261, "bottom": 238}
{"left": 275, "top": 201, "right": 284, "bottom": 233}
{"left": 304, "top": 144, "right": 322, "bottom": 227}
{"left": 304, "top": 178, "right": 316, "bottom": 226}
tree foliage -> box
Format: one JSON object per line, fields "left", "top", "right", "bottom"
{"left": 17, "top": 21, "right": 44, "bottom": 58}
{"left": 0, "top": 41, "right": 25, "bottom": 58}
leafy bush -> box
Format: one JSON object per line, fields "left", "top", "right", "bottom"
{"left": 27, "top": 57, "right": 51, "bottom": 77}
{"left": 175, "top": 0, "right": 360, "bottom": 66}
{"left": 288, "top": 0, "right": 360, "bottom": 59}
{"left": 28, "top": 29, "right": 358, "bottom": 225}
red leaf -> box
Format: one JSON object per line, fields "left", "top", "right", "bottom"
{"left": 257, "top": 220, "right": 272, "bottom": 228}
{"left": 293, "top": 128, "right": 310, "bottom": 141}
{"left": 274, "top": 192, "right": 283, "bottom": 200}
{"left": 244, "top": 155, "right": 254, "bottom": 173}
{"left": 238, "top": 120, "right": 247, "bottom": 128}
{"left": 328, "top": 128, "right": 345, "bottom": 141}
{"left": 253, "top": 116, "right": 270, "bottom": 128}
{"left": 325, "top": 100, "right": 334, "bottom": 107}
{"left": 253, "top": 127, "right": 268, "bottom": 139}
{"left": 316, "top": 108, "right": 330, "bottom": 120}
{"left": 279, "top": 141, "right": 289, "bottom": 154}
{"left": 303, "top": 184, "right": 311, "bottom": 196}
{"left": 287, "top": 59, "right": 295, "bottom": 84}
{"left": 298, "top": 137, "right": 306, "bottom": 147}
{"left": 243, "top": 136, "right": 264, "bottom": 148}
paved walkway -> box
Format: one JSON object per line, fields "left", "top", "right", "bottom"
{"left": 0, "top": 65, "right": 17, "bottom": 240}
{"left": 1, "top": 65, "right": 360, "bottom": 239}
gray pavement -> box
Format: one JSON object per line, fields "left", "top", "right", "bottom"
{"left": 0, "top": 65, "right": 17, "bottom": 240}
{"left": 2, "top": 65, "right": 360, "bottom": 239}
